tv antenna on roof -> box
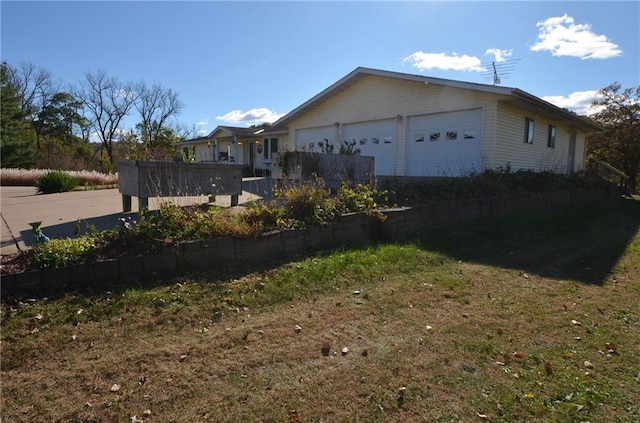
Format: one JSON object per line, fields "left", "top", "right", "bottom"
{"left": 481, "top": 59, "right": 521, "bottom": 86}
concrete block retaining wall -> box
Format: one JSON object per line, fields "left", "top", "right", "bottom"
{"left": 2, "top": 187, "right": 616, "bottom": 295}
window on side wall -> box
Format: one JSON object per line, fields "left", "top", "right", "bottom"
{"left": 547, "top": 125, "right": 556, "bottom": 148}
{"left": 524, "top": 118, "right": 534, "bottom": 144}
{"left": 263, "top": 138, "right": 278, "bottom": 160}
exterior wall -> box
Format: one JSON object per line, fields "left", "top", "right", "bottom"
{"left": 494, "top": 103, "right": 588, "bottom": 173}
{"left": 285, "top": 75, "right": 503, "bottom": 176}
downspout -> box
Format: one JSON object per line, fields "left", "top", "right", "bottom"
{"left": 491, "top": 103, "right": 498, "bottom": 170}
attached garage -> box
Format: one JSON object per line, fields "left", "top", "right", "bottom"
{"left": 341, "top": 118, "right": 396, "bottom": 176}
{"left": 295, "top": 125, "right": 336, "bottom": 149}
{"left": 406, "top": 108, "right": 483, "bottom": 176}
{"left": 271, "top": 67, "right": 600, "bottom": 178}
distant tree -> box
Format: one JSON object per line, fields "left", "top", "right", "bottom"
{"left": 34, "top": 92, "right": 93, "bottom": 169}
{"left": 7, "top": 62, "right": 59, "bottom": 149}
{"left": 1, "top": 62, "right": 36, "bottom": 168}
{"left": 587, "top": 83, "right": 640, "bottom": 194}
{"left": 76, "top": 70, "right": 137, "bottom": 168}
{"left": 134, "top": 82, "right": 183, "bottom": 156}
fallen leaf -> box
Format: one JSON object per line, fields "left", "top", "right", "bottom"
{"left": 605, "top": 342, "right": 618, "bottom": 353}
{"left": 179, "top": 354, "right": 187, "bottom": 362}
{"left": 289, "top": 409, "right": 300, "bottom": 422}
{"left": 513, "top": 351, "right": 525, "bottom": 360}
{"left": 545, "top": 362, "right": 553, "bottom": 375}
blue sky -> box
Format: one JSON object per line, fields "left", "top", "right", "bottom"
{"left": 2, "top": 1, "right": 638, "bottom": 137}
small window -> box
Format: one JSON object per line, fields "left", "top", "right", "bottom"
{"left": 547, "top": 125, "right": 556, "bottom": 148}
{"left": 446, "top": 131, "right": 458, "bottom": 140}
{"left": 383, "top": 136, "right": 393, "bottom": 144}
{"left": 463, "top": 130, "right": 476, "bottom": 140}
{"left": 524, "top": 118, "right": 534, "bottom": 144}
{"left": 429, "top": 132, "right": 440, "bottom": 142}
{"left": 263, "top": 138, "right": 278, "bottom": 160}
{"left": 415, "top": 133, "right": 425, "bottom": 143}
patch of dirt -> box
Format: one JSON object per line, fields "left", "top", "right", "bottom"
{"left": 0, "top": 250, "right": 35, "bottom": 275}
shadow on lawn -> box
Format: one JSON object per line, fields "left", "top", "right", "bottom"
{"left": 416, "top": 196, "right": 640, "bottom": 285}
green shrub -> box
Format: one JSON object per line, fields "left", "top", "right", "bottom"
{"left": 33, "top": 236, "right": 97, "bottom": 268}
{"left": 336, "top": 183, "right": 388, "bottom": 214}
{"left": 278, "top": 180, "right": 337, "bottom": 225}
{"left": 35, "top": 171, "right": 80, "bottom": 194}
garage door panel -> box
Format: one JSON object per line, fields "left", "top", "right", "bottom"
{"left": 295, "top": 126, "right": 336, "bottom": 149}
{"left": 342, "top": 119, "right": 396, "bottom": 176}
{"left": 407, "top": 109, "right": 482, "bottom": 176}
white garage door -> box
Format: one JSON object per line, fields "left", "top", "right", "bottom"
{"left": 295, "top": 126, "right": 336, "bottom": 150}
{"left": 406, "top": 109, "right": 483, "bottom": 176}
{"left": 342, "top": 119, "right": 396, "bottom": 176}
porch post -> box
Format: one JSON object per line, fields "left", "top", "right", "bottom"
{"left": 233, "top": 135, "right": 238, "bottom": 163}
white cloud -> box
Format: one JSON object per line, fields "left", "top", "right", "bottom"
{"left": 215, "top": 107, "right": 285, "bottom": 125}
{"left": 402, "top": 51, "right": 486, "bottom": 72}
{"left": 542, "top": 90, "right": 603, "bottom": 116}
{"left": 197, "top": 119, "right": 209, "bottom": 126}
{"left": 485, "top": 48, "right": 513, "bottom": 63}
{"left": 197, "top": 129, "right": 208, "bottom": 135}
{"left": 531, "top": 14, "right": 622, "bottom": 59}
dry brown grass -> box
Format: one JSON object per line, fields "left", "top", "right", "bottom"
{"left": 2, "top": 198, "right": 639, "bottom": 422}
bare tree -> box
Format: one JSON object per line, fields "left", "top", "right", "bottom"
{"left": 76, "top": 70, "right": 137, "bottom": 166}
{"left": 135, "top": 82, "right": 183, "bottom": 150}
{"left": 6, "top": 62, "right": 60, "bottom": 148}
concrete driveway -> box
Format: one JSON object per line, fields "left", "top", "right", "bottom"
{"left": 0, "top": 178, "right": 273, "bottom": 255}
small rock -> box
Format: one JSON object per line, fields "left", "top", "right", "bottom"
{"left": 353, "top": 290, "right": 361, "bottom": 295}
{"left": 571, "top": 319, "right": 582, "bottom": 326}
{"left": 321, "top": 343, "right": 331, "bottom": 356}
{"left": 129, "top": 417, "right": 142, "bottom": 423}
{"left": 143, "top": 409, "right": 152, "bottom": 417}
{"left": 110, "top": 383, "right": 121, "bottom": 392}
{"left": 583, "top": 360, "right": 594, "bottom": 368}
{"left": 294, "top": 324, "right": 302, "bottom": 333}
{"left": 341, "top": 346, "right": 349, "bottom": 356}
{"left": 426, "top": 325, "right": 433, "bottom": 331}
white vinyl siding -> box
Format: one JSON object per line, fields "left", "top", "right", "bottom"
{"left": 494, "top": 103, "right": 587, "bottom": 173}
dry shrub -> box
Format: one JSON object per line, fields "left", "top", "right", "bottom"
{"left": 0, "top": 168, "right": 117, "bottom": 187}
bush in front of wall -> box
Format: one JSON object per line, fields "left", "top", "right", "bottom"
{"left": 35, "top": 171, "right": 80, "bottom": 194}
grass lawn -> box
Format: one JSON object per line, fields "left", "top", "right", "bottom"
{"left": 2, "top": 197, "right": 639, "bottom": 422}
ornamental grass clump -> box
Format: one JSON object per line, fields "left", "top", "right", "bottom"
{"left": 35, "top": 171, "right": 80, "bottom": 194}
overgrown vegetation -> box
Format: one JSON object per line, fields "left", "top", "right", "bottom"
{"left": 34, "top": 170, "right": 80, "bottom": 194}
{"left": 2, "top": 197, "right": 638, "bottom": 422}
{"left": 20, "top": 181, "right": 388, "bottom": 269}
{"left": 378, "top": 169, "right": 615, "bottom": 203}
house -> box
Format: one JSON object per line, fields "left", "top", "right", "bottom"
{"left": 178, "top": 125, "right": 287, "bottom": 174}
{"left": 181, "top": 67, "right": 599, "bottom": 177}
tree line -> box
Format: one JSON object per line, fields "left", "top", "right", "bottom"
{"left": 1, "top": 61, "right": 196, "bottom": 172}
